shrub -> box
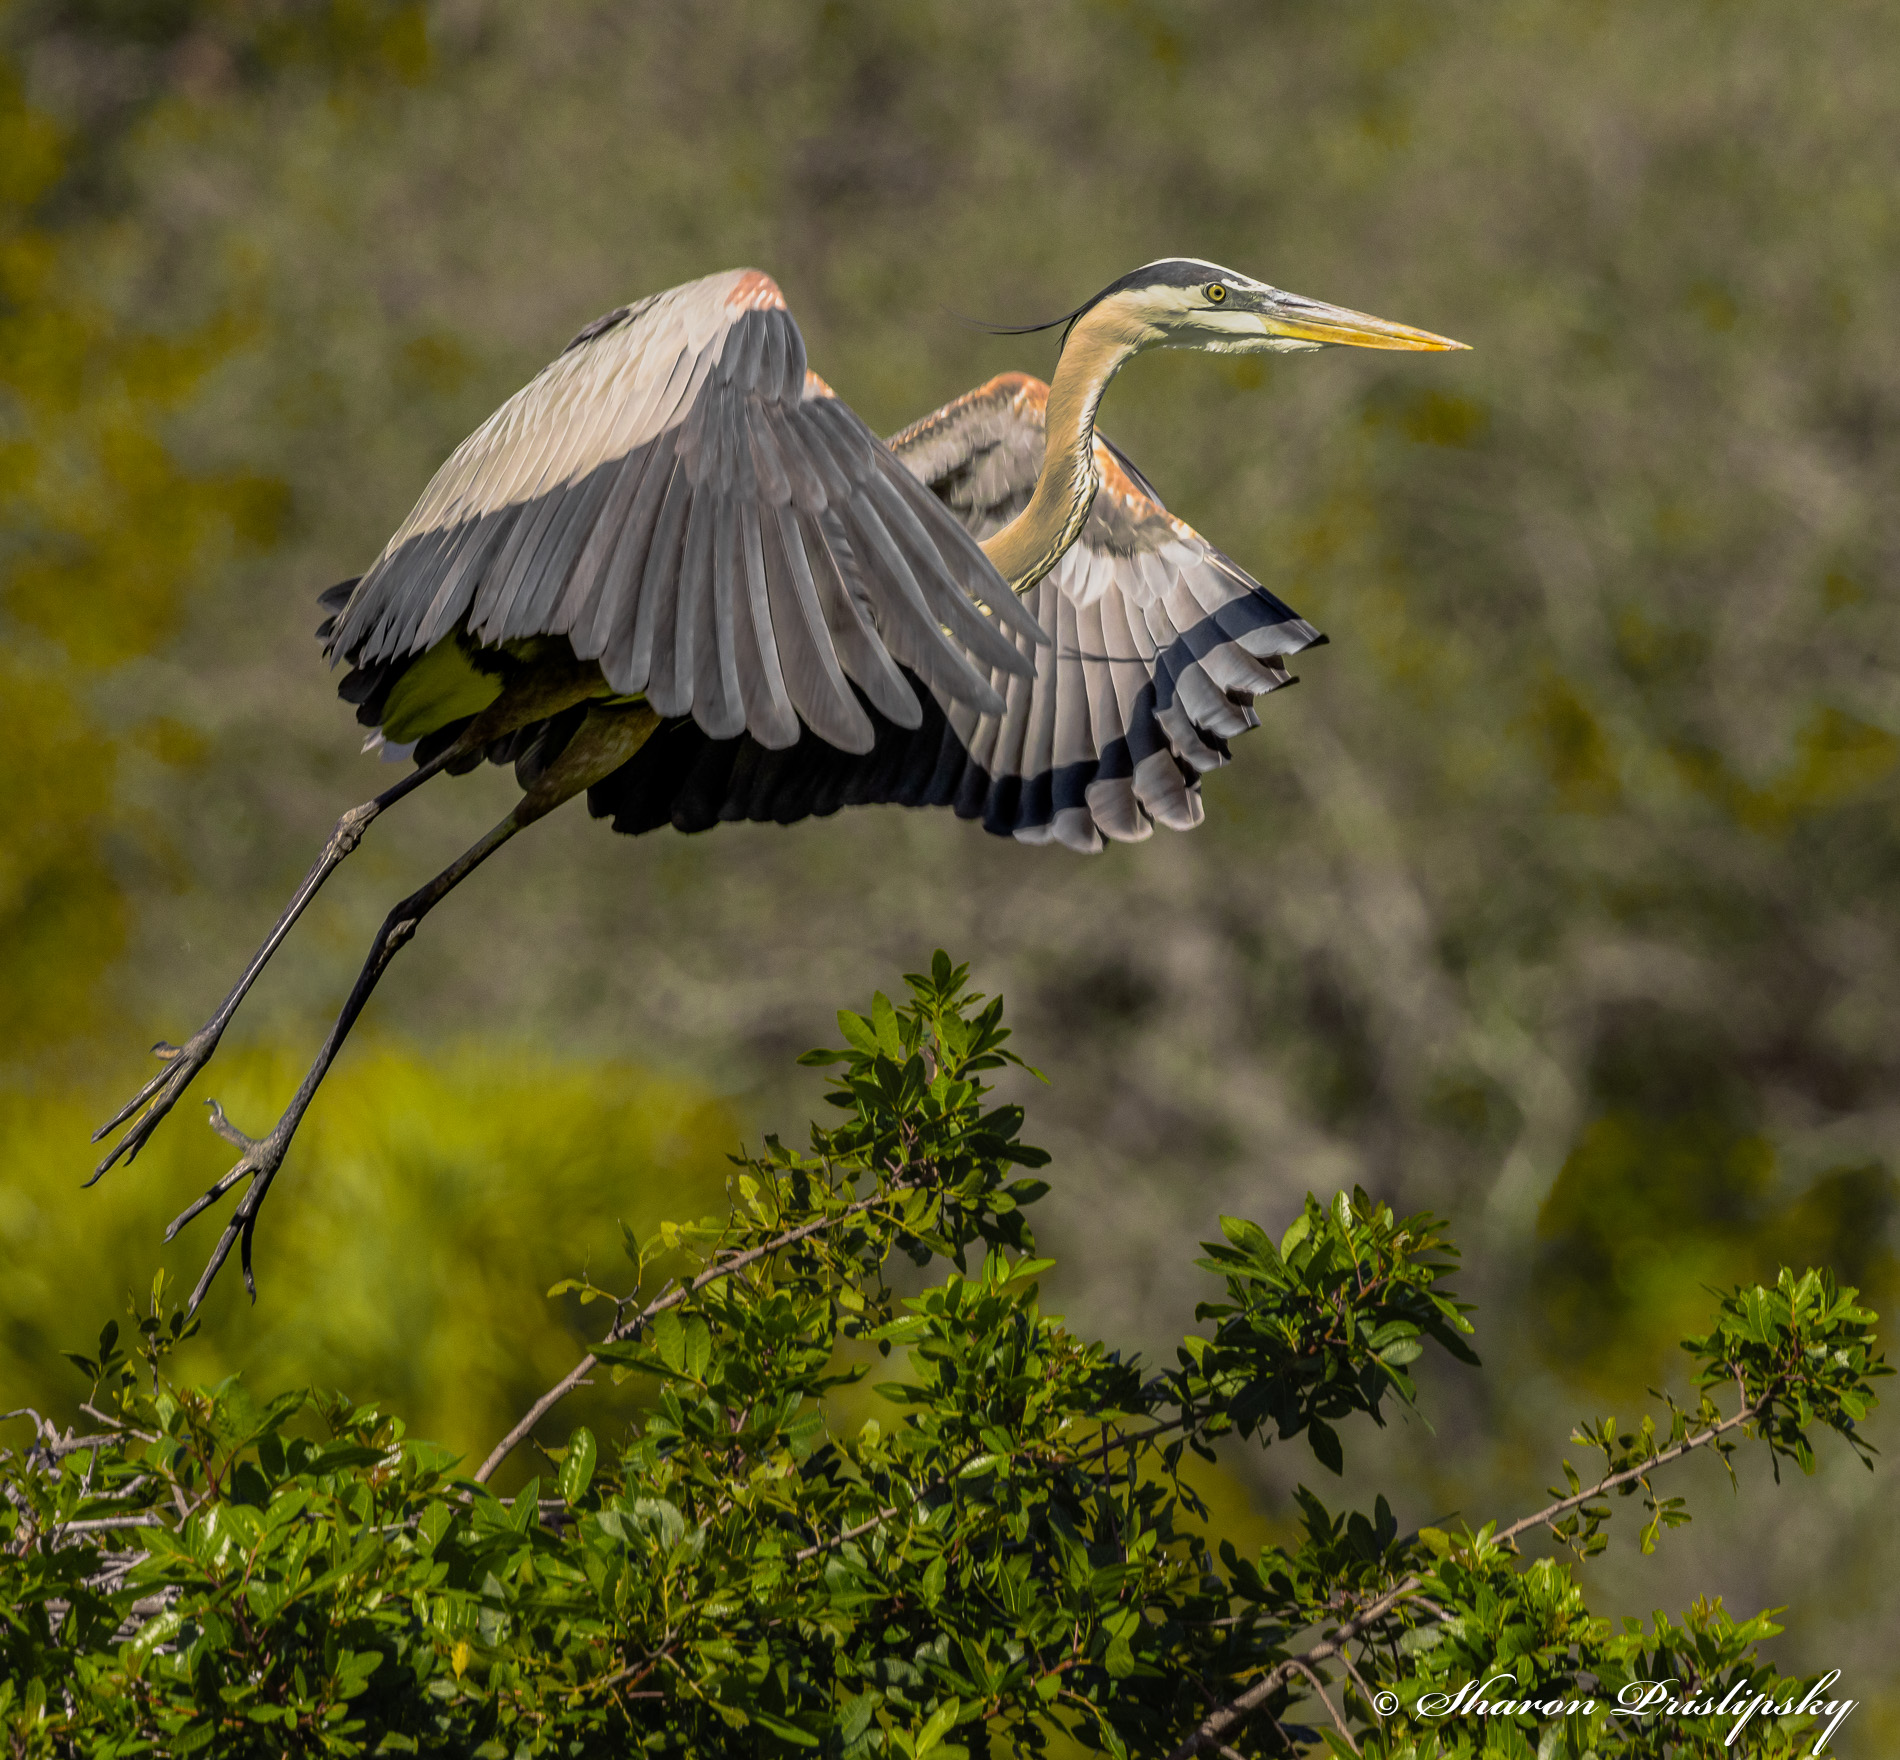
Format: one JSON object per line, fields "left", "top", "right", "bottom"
{"left": 2, "top": 956, "right": 1886, "bottom": 1757}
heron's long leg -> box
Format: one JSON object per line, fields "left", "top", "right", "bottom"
{"left": 170, "top": 704, "right": 661, "bottom": 1315}
{"left": 89, "top": 749, "right": 458, "bottom": 1181}
{"left": 169, "top": 810, "right": 523, "bottom": 1311}
{"left": 91, "top": 659, "right": 616, "bottom": 1182}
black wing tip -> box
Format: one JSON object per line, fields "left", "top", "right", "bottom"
{"left": 316, "top": 577, "right": 361, "bottom": 647}
{"left": 1304, "top": 630, "right": 1330, "bottom": 649}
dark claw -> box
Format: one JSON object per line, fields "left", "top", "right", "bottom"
{"left": 167, "top": 1102, "right": 290, "bottom": 1315}
{"left": 89, "top": 1028, "right": 225, "bottom": 1183}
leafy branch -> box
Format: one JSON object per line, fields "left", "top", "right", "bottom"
{"left": 3, "top": 957, "right": 1885, "bottom": 1760}
{"left": 1168, "top": 1267, "right": 1886, "bottom": 1758}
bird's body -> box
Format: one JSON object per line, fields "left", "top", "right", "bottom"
{"left": 321, "top": 267, "right": 1329, "bottom": 849}
{"left": 93, "top": 260, "right": 1464, "bottom": 1307}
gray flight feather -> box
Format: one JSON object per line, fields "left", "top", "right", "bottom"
{"left": 325, "top": 269, "right": 1037, "bottom": 749}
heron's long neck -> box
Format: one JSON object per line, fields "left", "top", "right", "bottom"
{"left": 981, "top": 303, "right": 1143, "bottom": 594}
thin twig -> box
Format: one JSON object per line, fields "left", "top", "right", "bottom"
{"left": 1333, "top": 1646, "right": 1381, "bottom": 1723}
{"left": 1075, "top": 1411, "right": 1189, "bottom": 1466}
{"left": 0, "top": 1413, "right": 137, "bottom": 1463}
{"left": 1490, "top": 1391, "right": 1765, "bottom": 1550}
{"left": 475, "top": 1182, "right": 917, "bottom": 1483}
{"left": 49, "top": 1515, "right": 163, "bottom": 1535}
{"left": 791, "top": 1504, "right": 903, "bottom": 1565}
{"left": 81, "top": 1404, "right": 160, "bottom": 1442}
{"left": 1290, "top": 1660, "right": 1359, "bottom": 1757}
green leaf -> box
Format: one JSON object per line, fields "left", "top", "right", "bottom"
{"left": 682, "top": 1316, "right": 712, "bottom": 1381}
{"left": 870, "top": 1314, "right": 932, "bottom": 1344}
{"left": 310, "top": 1442, "right": 388, "bottom": 1474}
{"left": 650, "top": 1309, "right": 686, "bottom": 1374}
{"left": 417, "top": 1501, "right": 452, "bottom": 1551}
{"left": 870, "top": 991, "right": 903, "bottom": 1056}
{"left": 1219, "top": 1215, "right": 1277, "bottom": 1263}
{"left": 957, "top": 1453, "right": 1007, "bottom": 1478}
{"left": 837, "top": 1010, "right": 879, "bottom": 1055}
{"left": 630, "top": 1496, "right": 686, "bottom": 1550}
{"left": 914, "top": 1698, "right": 962, "bottom": 1757}
{"left": 127, "top": 1609, "right": 183, "bottom": 1663}
{"left": 559, "top": 1427, "right": 597, "bottom": 1503}
{"left": 751, "top": 1709, "right": 820, "bottom": 1747}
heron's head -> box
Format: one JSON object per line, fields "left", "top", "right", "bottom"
{"left": 1062, "top": 257, "right": 1468, "bottom": 357}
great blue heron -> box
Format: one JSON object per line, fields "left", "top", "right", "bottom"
{"left": 92, "top": 259, "right": 1465, "bottom": 1309}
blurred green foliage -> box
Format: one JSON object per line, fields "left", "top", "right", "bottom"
{"left": 1, "top": 1038, "right": 734, "bottom": 1455}
{"left": 0, "top": 48, "right": 276, "bottom": 1053}
{"left": 1, "top": 0, "right": 1897, "bottom": 1740}
{"left": 1536, "top": 1005, "right": 1898, "bottom": 1391}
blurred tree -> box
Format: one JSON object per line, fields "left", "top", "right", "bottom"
{"left": 0, "top": 52, "right": 279, "bottom": 1060}
{"left": 0, "top": 0, "right": 733, "bottom": 1460}
{"left": 0, "top": 0, "right": 437, "bottom": 1067}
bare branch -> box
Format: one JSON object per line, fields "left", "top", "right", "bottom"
{"left": 50, "top": 1515, "right": 164, "bottom": 1535}
{"left": 81, "top": 1404, "right": 158, "bottom": 1441}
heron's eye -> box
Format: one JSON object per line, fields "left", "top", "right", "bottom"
{"left": 1205, "top": 283, "right": 1227, "bottom": 304}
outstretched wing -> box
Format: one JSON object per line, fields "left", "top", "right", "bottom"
{"left": 322, "top": 270, "right": 1041, "bottom": 754}
{"left": 582, "top": 372, "right": 1323, "bottom": 853}
{"left": 887, "top": 372, "right": 1322, "bottom": 848}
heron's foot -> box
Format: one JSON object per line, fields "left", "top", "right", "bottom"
{"left": 166, "top": 1100, "right": 292, "bottom": 1311}
{"left": 88, "top": 1025, "right": 227, "bottom": 1184}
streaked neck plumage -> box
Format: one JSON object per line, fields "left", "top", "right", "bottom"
{"left": 980, "top": 295, "right": 1150, "bottom": 595}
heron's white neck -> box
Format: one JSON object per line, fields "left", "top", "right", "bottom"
{"left": 980, "top": 297, "right": 1149, "bottom": 594}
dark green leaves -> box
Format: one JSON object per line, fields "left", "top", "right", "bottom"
{"left": 1176, "top": 1189, "right": 1478, "bottom": 1465}
{"left": 1683, "top": 1266, "right": 1889, "bottom": 1475}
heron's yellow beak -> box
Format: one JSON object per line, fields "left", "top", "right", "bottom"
{"left": 1261, "top": 293, "right": 1469, "bottom": 352}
